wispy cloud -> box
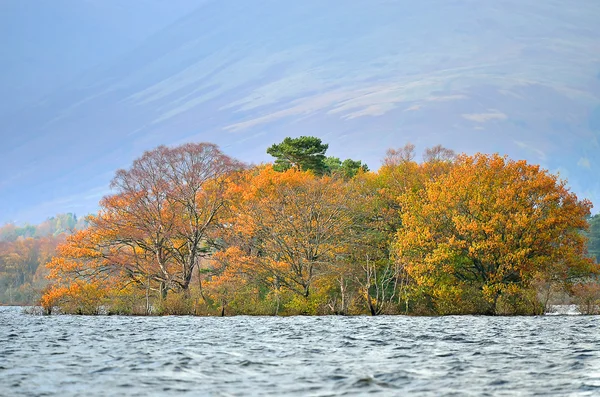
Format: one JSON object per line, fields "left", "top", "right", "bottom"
{"left": 577, "top": 157, "right": 591, "bottom": 169}
{"left": 462, "top": 111, "right": 508, "bottom": 123}
{"left": 514, "top": 140, "right": 546, "bottom": 161}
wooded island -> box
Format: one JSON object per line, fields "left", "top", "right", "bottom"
{"left": 5, "top": 137, "right": 600, "bottom": 316}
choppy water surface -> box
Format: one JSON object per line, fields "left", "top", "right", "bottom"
{"left": 1, "top": 307, "right": 599, "bottom": 396}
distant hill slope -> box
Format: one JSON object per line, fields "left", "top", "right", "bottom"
{"left": 1, "top": 0, "right": 599, "bottom": 222}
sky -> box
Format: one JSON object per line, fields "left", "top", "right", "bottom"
{"left": 1, "top": 0, "right": 599, "bottom": 224}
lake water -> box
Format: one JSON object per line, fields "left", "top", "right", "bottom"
{"left": 1, "top": 306, "right": 599, "bottom": 396}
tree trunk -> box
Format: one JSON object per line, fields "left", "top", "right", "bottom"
{"left": 145, "top": 274, "right": 151, "bottom": 315}
{"left": 160, "top": 281, "right": 168, "bottom": 300}
{"left": 196, "top": 265, "right": 208, "bottom": 303}
{"left": 303, "top": 284, "right": 310, "bottom": 298}
{"left": 366, "top": 289, "right": 377, "bottom": 316}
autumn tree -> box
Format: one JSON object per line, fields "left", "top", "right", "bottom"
{"left": 422, "top": 144, "right": 456, "bottom": 163}
{"left": 267, "top": 136, "right": 329, "bottom": 174}
{"left": 215, "top": 166, "right": 357, "bottom": 306}
{"left": 383, "top": 143, "right": 417, "bottom": 167}
{"left": 45, "top": 143, "right": 243, "bottom": 304}
{"left": 396, "top": 153, "right": 596, "bottom": 315}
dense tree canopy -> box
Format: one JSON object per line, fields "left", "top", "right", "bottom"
{"left": 40, "top": 138, "right": 599, "bottom": 316}
{"left": 396, "top": 154, "right": 594, "bottom": 314}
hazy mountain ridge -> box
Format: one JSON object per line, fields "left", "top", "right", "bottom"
{"left": 1, "top": 0, "right": 599, "bottom": 222}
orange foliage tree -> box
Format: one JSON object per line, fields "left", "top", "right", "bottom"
{"left": 395, "top": 153, "right": 596, "bottom": 314}
{"left": 213, "top": 166, "right": 358, "bottom": 306}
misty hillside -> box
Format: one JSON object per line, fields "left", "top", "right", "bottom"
{"left": 1, "top": 0, "right": 599, "bottom": 222}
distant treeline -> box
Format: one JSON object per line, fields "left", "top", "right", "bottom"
{"left": 29, "top": 138, "right": 600, "bottom": 315}
{"left": 0, "top": 214, "right": 87, "bottom": 305}
{"left": 0, "top": 213, "right": 87, "bottom": 242}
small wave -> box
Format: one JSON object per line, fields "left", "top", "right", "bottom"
{"left": 2, "top": 307, "right": 600, "bottom": 396}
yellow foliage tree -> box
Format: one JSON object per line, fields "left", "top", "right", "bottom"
{"left": 396, "top": 153, "right": 596, "bottom": 314}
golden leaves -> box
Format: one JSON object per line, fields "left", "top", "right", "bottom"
{"left": 395, "top": 153, "right": 595, "bottom": 313}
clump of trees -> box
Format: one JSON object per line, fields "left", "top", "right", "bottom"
{"left": 39, "top": 138, "right": 599, "bottom": 315}
{"left": 0, "top": 214, "right": 86, "bottom": 305}
{"left": 268, "top": 136, "right": 368, "bottom": 177}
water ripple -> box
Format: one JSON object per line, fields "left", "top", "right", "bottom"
{"left": 1, "top": 307, "right": 599, "bottom": 396}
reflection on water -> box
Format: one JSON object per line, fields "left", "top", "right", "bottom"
{"left": 1, "top": 306, "right": 599, "bottom": 396}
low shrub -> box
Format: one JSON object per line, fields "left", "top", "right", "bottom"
{"left": 572, "top": 281, "right": 600, "bottom": 315}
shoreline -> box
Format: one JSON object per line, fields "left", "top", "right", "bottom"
{"left": 7, "top": 304, "right": 587, "bottom": 317}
